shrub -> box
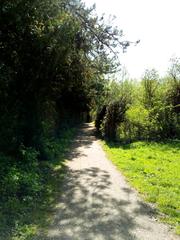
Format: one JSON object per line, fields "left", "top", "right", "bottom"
{"left": 120, "top": 105, "right": 150, "bottom": 140}
{"left": 102, "top": 100, "right": 128, "bottom": 140}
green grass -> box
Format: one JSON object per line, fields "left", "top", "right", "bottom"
{"left": 102, "top": 140, "right": 180, "bottom": 234}
{"left": 0, "top": 127, "right": 77, "bottom": 240}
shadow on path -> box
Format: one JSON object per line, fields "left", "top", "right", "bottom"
{"left": 65, "top": 124, "right": 96, "bottom": 160}
{"left": 36, "top": 123, "right": 169, "bottom": 240}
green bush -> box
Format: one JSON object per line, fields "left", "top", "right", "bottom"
{"left": 102, "top": 100, "right": 128, "bottom": 140}
{"left": 0, "top": 148, "right": 41, "bottom": 203}
{"left": 118, "top": 105, "right": 151, "bottom": 141}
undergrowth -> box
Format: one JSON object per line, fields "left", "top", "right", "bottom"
{"left": 0, "top": 127, "right": 77, "bottom": 240}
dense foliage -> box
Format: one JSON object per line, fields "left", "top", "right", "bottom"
{"left": 96, "top": 64, "right": 180, "bottom": 141}
{"left": 0, "top": 0, "right": 126, "bottom": 155}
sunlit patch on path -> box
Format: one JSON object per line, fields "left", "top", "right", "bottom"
{"left": 39, "top": 123, "right": 179, "bottom": 240}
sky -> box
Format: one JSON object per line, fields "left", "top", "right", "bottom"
{"left": 83, "top": 0, "right": 180, "bottom": 79}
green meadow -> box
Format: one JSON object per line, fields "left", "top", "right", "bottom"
{"left": 102, "top": 140, "right": 180, "bottom": 234}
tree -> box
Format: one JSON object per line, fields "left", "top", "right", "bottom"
{"left": 142, "top": 69, "right": 159, "bottom": 109}
{"left": 167, "top": 57, "right": 180, "bottom": 113}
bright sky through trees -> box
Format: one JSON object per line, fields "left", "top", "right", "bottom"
{"left": 84, "top": 0, "right": 180, "bottom": 79}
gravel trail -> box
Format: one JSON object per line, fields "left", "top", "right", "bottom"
{"left": 44, "top": 123, "right": 179, "bottom": 240}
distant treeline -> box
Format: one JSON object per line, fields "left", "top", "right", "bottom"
{"left": 95, "top": 66, "right": 180, "bottom": 141}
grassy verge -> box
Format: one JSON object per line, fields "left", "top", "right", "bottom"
{"left": 0, "top": 127, "right": 77, "bottom": 240}
{"left": 102, "top": 140, "right": 180, "bottom": 234}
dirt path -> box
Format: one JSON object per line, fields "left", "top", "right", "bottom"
{"left": 44, "top": 123, "right": 179, "bottom": 240}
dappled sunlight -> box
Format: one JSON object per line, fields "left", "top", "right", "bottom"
{"left": 36, "top": 124, "right": 177, "bottom": 240}
{"left": 39, "top": 167, "right": 145, "bottom": 240}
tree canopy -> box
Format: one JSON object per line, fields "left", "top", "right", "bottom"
{"left": 0, "top": 0, "right": 127, "bottom": 155}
